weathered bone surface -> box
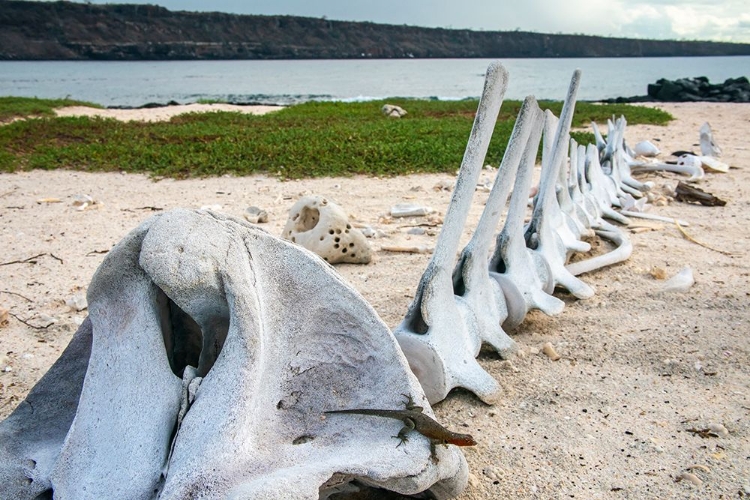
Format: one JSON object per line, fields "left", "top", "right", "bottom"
{"left": 524, "top": 70, "right": 595, "bottom": 300}
{"left": 633, "top": 140, "right": 661, "bottom": 157}
{"left": 394, "top": 62, "right": 508, "bottom": 405}
{"left": 566, "top": 228, "right": 633, "bottom": 276}
{"left": 534, "top": 111, "right": 592, "bottom": 256}
{"left": 699, "top": 122, "right": 721, "bottom": 157}
{"left": 570, "top": 142, "right": 599, "bottom": 228}
{"left": 630, "top": 154, "right": 705, "bottom": 182}
{"left": 558, "top": 139, "right": 594, "bottom": 240}
{"left": 489, "top": 105, "right": 565, "bottom": 323}
{"left": 586, "top": 144, "right": 631, "bottom": 226}
{"left": 2, "top": 209, "right": 468, "bottom": 499}
{"left": 282, "top": 195, "right": 372, "bottom": 264}
{"left": 0, "top": 318, "right": 92, "bottom": 499}
{"left": 451, "top": 96, "right": 539, "bottom": 358}
{"left": 609, "top": 117, "right": 648, "bottom": 195}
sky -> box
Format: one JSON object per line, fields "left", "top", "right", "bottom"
{"left": 63, "top": 0, "right": 750, "bottom": 43}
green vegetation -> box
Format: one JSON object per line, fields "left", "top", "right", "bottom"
{"left": 0, "top": 97, "right": 673, "bottom": 179}
{"left": 0, "top": 96, "right": 102, "bottom": 122}
{"left": 195, "top": 98, "right": 228, "bottom": 105}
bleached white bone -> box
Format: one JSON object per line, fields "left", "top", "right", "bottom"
{"left": 591, "top": 121, "right": 607, "bottom": 154}
{"left": 0, "top": 318, "right": 92, "bottom": 499}
{"left": 548, "top": 120, "right": 595, "bottom": 244}
{"left": 3, "top": 209, "right": 469, "bottom": 499}
{"left": 596, "top": 118, "right": 636, "bottom": 202}
{"left": 633, "top": 140, "right": 661, "bottom": 157}
{"left": 489, "top": 105, "right": 565, "bottom": 324}
{"left": 529, "top": 111, "right": 591, "bottom": 256}
{"left": 568, "top": 140, "right": 599, "bottom": 230}
{"left": 394, "top": 62, "right": 509, "bottom": 405}
{"left": 629, "top": 155, "right": 705, "bottom": 182}
{"left": 451, "top": 97, "right": 540, "bottom": 357}
{"left": 524, "top": 71, "right": 595, "bottom": 299}
{"left": 586, "top": 144, "right": 631, "bottom": 225}
{"left": 610, "top": 117, "right": 648, "bottom": 194}
{"left": 565, "top": 228, "right": 633, "bottom": 276}
{"left": 619, "top": 210, "right": 689, "bottom": 227}
{"left": 571, "top": 142, "right": 601, "bottom": 228}
{"left": 700, "top": 122, "right": 721, "bottom": 157}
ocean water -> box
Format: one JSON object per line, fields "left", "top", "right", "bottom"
{"left": 1, "top": 57, "right": 748, "bottom": 107}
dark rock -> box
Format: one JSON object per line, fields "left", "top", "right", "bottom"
{"left": 610, "top": 76, "right": 750, "bottom": 103}
{"left": 656, "top": 80, "right": 684, "bottom": 101}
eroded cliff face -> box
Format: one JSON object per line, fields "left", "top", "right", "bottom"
{"left": 2, "top": 1, "right": 750, "bottom": 60}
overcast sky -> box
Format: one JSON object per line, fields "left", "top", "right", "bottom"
{"left": 67, "top": 0, "right": 749, "bottom": 43}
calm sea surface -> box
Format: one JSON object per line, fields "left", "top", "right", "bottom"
{"left": 1, "top": 57, "right": 748, "bottom": 107}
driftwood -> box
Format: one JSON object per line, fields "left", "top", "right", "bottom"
{"left": 674, "top": 181, "right": 727, "bottom": 207}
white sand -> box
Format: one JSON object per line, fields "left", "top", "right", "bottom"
{"left": 54, "top": 102, "right": 282, "bottom": 122}
{"left": 1, "top": 102, "right": 748, "bottom": 498}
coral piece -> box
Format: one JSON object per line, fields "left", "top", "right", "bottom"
{"left": 282, "top": 195, "right": 372, "bottom": 264}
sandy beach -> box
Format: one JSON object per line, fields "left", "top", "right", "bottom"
{"left": 1, "top": 101, "right": 748, "bottom": 498}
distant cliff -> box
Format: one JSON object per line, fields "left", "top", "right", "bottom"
{"left": 2, "top": 1, "right": 750, "bottom": 60}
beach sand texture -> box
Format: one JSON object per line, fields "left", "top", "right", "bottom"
{"left": 1, "top": 102, "right": 748, "bottom": 498}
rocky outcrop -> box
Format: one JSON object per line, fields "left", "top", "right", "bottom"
{"left": 605, "top": 76, "right": 750, "bottom": 103}
{"left": 647, "top": 77, "right": 750, "bottom": 102}
{"left": 1, "top": 1, "right": 750, "bottom": 60}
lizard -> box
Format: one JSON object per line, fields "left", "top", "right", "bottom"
{"left": 324, "top": 394, "right": 476, "bottom": 458}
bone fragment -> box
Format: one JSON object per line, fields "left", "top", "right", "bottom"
{"left": 630, "top": 155, "right": 705, "bottom": 182}
{"left": 282, "top": 195, "right": 372, "bottom": 264}
{"left": 390, "top": 203, "right": 435, "bottom": 217}
{"left": 541, "top": 342, "right": 561, "bottom": 361}
{"left": 661, "top": 266, "right": 694, "bottom": 293}
{"left": 619, "top": 210, "right": 689, "bottom": 227}
{"left": 699, "top": 122, "right": 721, "bottom": 157}
{"left": 634, "top": 140, "right": 660, "bottom": 157}
{"left": 676, "top": 472, "right": 703, "bottom": 486}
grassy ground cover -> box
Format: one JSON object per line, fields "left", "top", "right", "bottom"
{"left": 0, "top": 98, "right": 672, "bottom": 179}
{"left": 0, "top": 97, "right": 101, "bottom": 122}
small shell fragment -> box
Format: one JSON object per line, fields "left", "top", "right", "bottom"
{"left": 698, "top": 156, "right": 729, "bottom": 173}
{"left": 661, "top": 266, "right": 694, "bottom": 293}
{"left": 707, "top": 423, "right": 729, "bottom": 438}
{"left": 244, "top": 206, "right": 269, "bottom": 224}
{"left": 541, "top": 342, "right": 561, "bottom": 361}
{"left": 676, "top": 472, "right": 702, "bottom": 486}
{"left": 687, "top": 465, "right": 710, "bottom": 473}
{"left": 634, "top": 140, "right": 661, "bottom": 157}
